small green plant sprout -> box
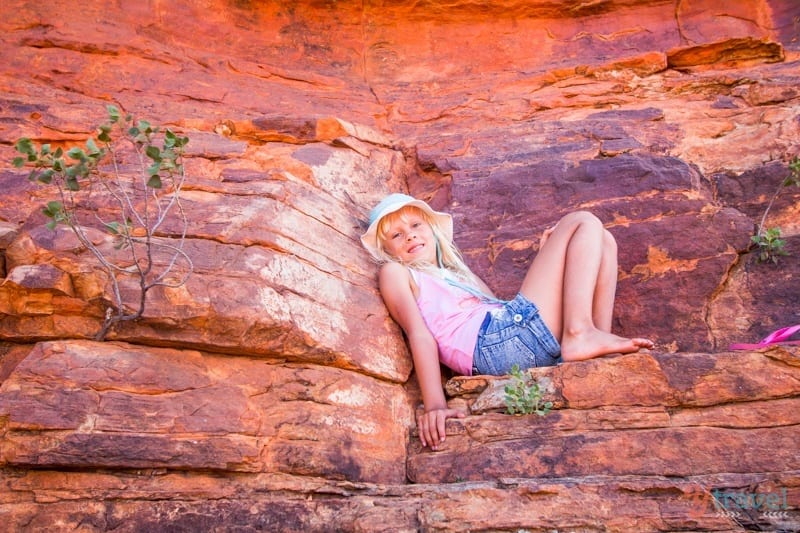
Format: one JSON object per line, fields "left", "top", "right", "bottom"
{"left": 12, "top": 104, "right": 193, "bottom": 340}
{"left": 503, "top": 364, "right": 552, "bottom": 416}
{"left": 751, "top": 227, "right": 787, "bottom": 264}
{"left": 750, "top": 156, "right": 800, "bottom": 264}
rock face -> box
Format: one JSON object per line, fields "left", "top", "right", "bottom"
{"left": 416, "top": 347, "right": 800, "bottom": 484}
{"left": 1, "top": 0, "right": 799, "bottom": 531}
{"left": 2, "top": 340, "right": 411, "bottom": 482}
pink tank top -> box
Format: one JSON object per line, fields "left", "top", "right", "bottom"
{"left": 410, "top": 269, "right": 502, "bottom": 375}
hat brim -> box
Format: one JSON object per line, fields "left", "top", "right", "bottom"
{"left": 361, "top": 197, "right": 453, "bottom": 260}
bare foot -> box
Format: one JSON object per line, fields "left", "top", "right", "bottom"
{"left": 560, "top": 328, "right": 653, "bottom": 361}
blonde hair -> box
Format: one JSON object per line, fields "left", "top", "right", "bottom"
{"left": 375, "top": 205, "right": 484, "bottom": 288}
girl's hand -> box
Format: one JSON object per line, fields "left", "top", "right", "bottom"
{"left": 417, "top": 408, "right": 465, "bottom": 450}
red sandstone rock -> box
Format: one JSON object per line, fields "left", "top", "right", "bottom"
{"left": 410, "top": 348, "right": 800, "bottom": 483}
{"left": 0, "top": 129, "right": 413, "bottom": 381}
{"left": 4, "top": 469, "right": 797, "bottom": 531}
{"left": 0, "top": 340, "right": 412, "bottom": 483}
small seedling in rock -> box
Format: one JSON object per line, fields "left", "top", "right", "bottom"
{"left": 751, "top": 227, "right": 788, "bottom": 264}
{"left": 750, "top": 156, "right": 800, "bottom": 264}
{"left": 504, "top": 364, "right": 552, "bottom": 416}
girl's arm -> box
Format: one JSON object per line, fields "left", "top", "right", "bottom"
{"left": 473, "top": 276, "right": 496, "bottom": 298}
{"left": 378, "top": 262, "right": 464, "bottom": 450}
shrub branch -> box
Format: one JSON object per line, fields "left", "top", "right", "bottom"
{"left": 13, "top": 105, "right": 193, "bottom": 340}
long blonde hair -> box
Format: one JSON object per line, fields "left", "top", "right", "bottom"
{"left": 375, "top": 205, "right": 484, "bottom": 289}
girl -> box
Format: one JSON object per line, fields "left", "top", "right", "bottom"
{"left": 361, "top": 193, "right": 653, "bottom": 450}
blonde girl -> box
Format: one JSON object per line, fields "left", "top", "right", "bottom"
{"left": 361, "top": 193, "right": 652, "bottom": 450}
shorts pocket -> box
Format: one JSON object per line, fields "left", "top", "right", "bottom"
{"left": 479, "top": 333, "right": 537, "bottom": 376}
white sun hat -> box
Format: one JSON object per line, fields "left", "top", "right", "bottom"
{"left": 360, "top": 193, "right": 453, "bottom": 260}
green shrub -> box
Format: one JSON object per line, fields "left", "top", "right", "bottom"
{"left": 504, "top": 364, "right": 552, "bottom": 416}
{"left": 13, "top": 105, "right": 193, "bottom": 340}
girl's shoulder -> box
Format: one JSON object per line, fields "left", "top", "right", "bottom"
{"left": 378, "top": 261, "right": 419, "bottom": 298}
{"left": 379, "top": 261, "right": 409, "bottom": 275}
{"left": 379, "top": 260, "right": 410, "bottom": 281}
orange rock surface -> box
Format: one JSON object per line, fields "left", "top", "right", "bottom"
{"left": 1, "top": 0, "right": 799, "bottom": 530}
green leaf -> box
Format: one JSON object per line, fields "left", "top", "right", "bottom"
{"left": 65, "top": 175, "right": 80, "bottom": 191}
{"left": 97, "top": 124, "right": 113, "bottom": 143}
{"left": 107, "top": 104, "right": 121, "bottom": 123}
{"left": 145, "top": 145, "right": 161, "bottom": 161}
{"left": 15, "top": 138, "right": 34, "bottom": 155}
{"left": 43, "top": 201, "right": 63, "bottom": 218}
{"left": 164, "top": 130, "right": 176, "bottom": 147}
{"left": 147, "top": 174, "right": 163, "bottom": 188}
{"left": 12, "top": 156, "right": 25, "bottom": 168}
{"left": 38, "top": 169, "right": 54, "bottom": 184}
{"left": 54, "top": 147, "right": 63, "bottom": 158}
{"left": 147, "top": 161, "right": 161, "bottom": 177}
{"left": 67, "top": 147, "right": 87, "bottom": 161}
{"left": 86, "top": 138, "right": 101, "bottom": 156}
{"left": 164, "top": 130, "right": 188, "bottom": 149}
{"left": 69, "top": 161, "right": 89, "bottom": 179}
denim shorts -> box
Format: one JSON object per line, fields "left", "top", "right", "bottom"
{"left": 472, "top": 293, "right": 562, "bottom": 376}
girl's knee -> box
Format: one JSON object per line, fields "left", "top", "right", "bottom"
{"left": 560, "top": 210, "right": 602, "bottom": 228}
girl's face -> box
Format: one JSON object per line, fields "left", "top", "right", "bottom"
{"left": 379, "top": 207, "right": 437, "bottom": 264}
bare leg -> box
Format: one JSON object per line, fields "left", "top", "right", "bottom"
{"left": 592, "top": 229, "right": 618, "bottom": 332}
{"left": 519, "top": 211, "right": 652, "bottom": 361}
